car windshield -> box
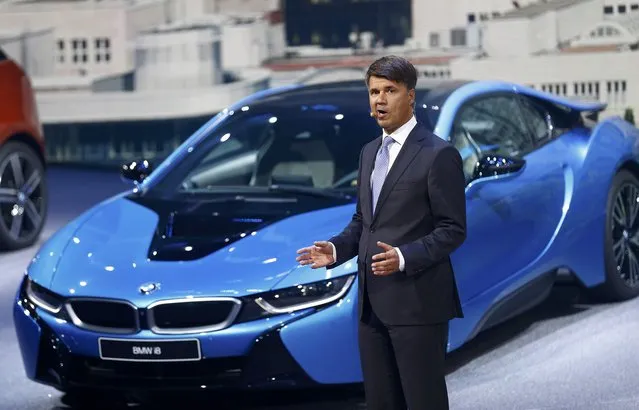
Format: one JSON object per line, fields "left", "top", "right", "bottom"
{"left": 144, "top": 86, "right": 443, "bottom": 198}
{"left": 147, "top": 102, "right": 387, "bottom": 196}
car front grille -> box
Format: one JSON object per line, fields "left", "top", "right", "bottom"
{"left": 147, "top": 298, "right": 242, "bottom": 334}
{"left": 66, "top": 299, "right": 139, "bottom": 334}
{"left": 65, "top": 297, "right": 242, "bottom": 335}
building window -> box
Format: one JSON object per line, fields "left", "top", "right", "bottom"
{"left": 604, "top": 5, "right": 614, "bottom": 13}
{"left": 430, "top": 32, "right": 440, "bottom": 47}
{"left": 450, "top": 29, "right": 466, "bottom": 47}
{"left": 57, "top": 39, "right": 65, "bottom": 63}
{"left": 72, "top": 38, "right": 88, "bottom": 64}
{"left": 95, "top": 37, "right": 111, "bottom": 63}
{"left": 606, "top": 80, "right": 628, "bottom": 106}
{"left": 467, "top": 13, "right": 476, "bottom": 23}
{"left": 631, "top": 4, "right": 639, "bottom": 10}
{"left": 619, "top": 4, "right": 627, "bottom": 13}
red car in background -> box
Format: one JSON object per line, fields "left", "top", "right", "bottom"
{"left": 0, "top": 46, "right": 47, "bottom": 250}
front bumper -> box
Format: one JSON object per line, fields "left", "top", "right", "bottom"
{"left": 13, "top": 276, "right": 361, "bottom": 392}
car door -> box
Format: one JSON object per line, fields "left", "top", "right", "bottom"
{"left": 449, "top": 93, "right": 567, "bottom": 303}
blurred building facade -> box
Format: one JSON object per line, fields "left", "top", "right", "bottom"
{"left": 274, "top": 0, "right": 639, "bottom": 120}
{"left": 0, "top": 0, "right": 283, "bottom": 165}
{"left": 2, "top": 0, "right": 639, "bottom": 165}
{"left": 450, "top": 0, "right": 639, "bottom": 117}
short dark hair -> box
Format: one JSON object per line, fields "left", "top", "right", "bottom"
{"left": 365, "top": 55, "right": 418, "bottom": 90}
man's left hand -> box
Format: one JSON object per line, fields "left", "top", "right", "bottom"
{"left": 371, "top": 241, "right": 399, "bottom": 276}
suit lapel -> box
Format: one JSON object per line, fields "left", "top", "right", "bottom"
{"left": 371, "top": 126, "right": 425, "bottom": 224}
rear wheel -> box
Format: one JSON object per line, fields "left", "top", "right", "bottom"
{"left": 0, "top": 141, "right": 47, "bottom": 250}
{"left": 601, "top": 169, "right": 639, "bottom": 300}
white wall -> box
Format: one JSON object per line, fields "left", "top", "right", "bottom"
{"left": 167, "top": 0, "right": 279, "bottom": 21}
{"left": 221, "top": 18, "right": 285, "bottom": 68}
{"left": 556, "top": 0, "right": 604, "bottom": 44}
{"left": 529, "top": 11, "right": 557, "bottom": 52}
{"left": 135, "top": 25, "right": 223, "bottom": 91}
{"left": 481, "top": 0, "right": 604, "bottom": 57}
{"left": 36, "top": 68, "right": 272, "bottom": 124}
{"left": 0, "top": 28, "right": 55, "bottom": 77}
{"left": 411, "top": 0, "right": 537, "bottom": 49}
{"left": 483, "top": 18, "right": 530, "bottom": 57}
{"left": 211, "top": 0, "right": 279, "bottom": 14}
{"left": 166, "top": 0, "right": 208, "bottom": 22}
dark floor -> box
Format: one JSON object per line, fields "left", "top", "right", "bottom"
{"left": 1, "top": 166, "right": 639, "bottom": 409}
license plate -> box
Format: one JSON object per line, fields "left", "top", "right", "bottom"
{"left": 98, "top": 337, "right": 201, "bottom": 362}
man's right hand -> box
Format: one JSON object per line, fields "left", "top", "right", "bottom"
{"left": 296, "top": 241, "right": 335, "bottom": 269}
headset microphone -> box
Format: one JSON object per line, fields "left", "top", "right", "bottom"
{"left": 370, "top": 111, "right": 375, "bottom": 117}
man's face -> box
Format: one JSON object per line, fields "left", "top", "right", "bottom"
{"left": 367, "top": 75, "right": 415, "bottom": 134}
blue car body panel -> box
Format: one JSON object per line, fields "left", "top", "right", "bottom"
{"left": 13, "top": 79, "right": 639, "bottom": 390}
{"left": 44, "top": 198, "right": 358, "bottom": 303}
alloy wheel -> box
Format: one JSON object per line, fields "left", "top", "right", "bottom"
{"left": 611, "top": 181, "right": 639, "bottom": 288}
{"left": 0, "top": 152, "right": 45, "bottom": 242}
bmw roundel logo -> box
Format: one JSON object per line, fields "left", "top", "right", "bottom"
{"left": 139, "top": 282, "right": 160, "bottom": 295}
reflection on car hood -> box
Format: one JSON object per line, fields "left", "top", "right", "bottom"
{"left": 45, "top": 193, "right": 356, "bottom": 304}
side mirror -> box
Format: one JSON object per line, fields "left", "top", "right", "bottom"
{"left": 121, "top": 160, "right": 153, "bottom": 184}
{"left": 472, "top": 154, "right": 525, "bottom": 180}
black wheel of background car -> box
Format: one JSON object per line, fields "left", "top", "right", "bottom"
{"left": 601, "top": 169, "right": 639, "bottom": 301}
{"left": 0, "top": 141, "right": 48, "bottom": 250}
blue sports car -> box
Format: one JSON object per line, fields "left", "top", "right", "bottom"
{"left": 13, "top": 79, "right": 639, "bottom": 402}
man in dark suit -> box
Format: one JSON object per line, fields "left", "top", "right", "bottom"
{"left": 296, "top": 55, "right": 466, "bottom": 410}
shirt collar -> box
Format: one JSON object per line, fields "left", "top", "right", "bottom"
{"left": 382, "top": 115, "right": 417, "bottom": 145}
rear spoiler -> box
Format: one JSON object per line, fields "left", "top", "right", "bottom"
{"left": 518, "top": 85, "right": 607, "bottom": 119}
{"left": 563, "top": 99, "right": 607, "bottom": 122}
{"left": 563, "top": 99, "right": 607, "bottom": 123}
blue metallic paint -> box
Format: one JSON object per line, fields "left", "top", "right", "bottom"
{"left": 13, "top": 79, "right": 639, "bottom": 391}
{"left": 45, "top": 198, "right": 358, "bottom": 302}
{"left": 279, "top": 282, "right": 362, "bottom": 384}
{"left": 13, "top": 285, "right": 41, "bottom": 380}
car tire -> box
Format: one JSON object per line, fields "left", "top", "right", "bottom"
{"left": 0, "top": 140, "right": 48, "bottom": 251}
{"left": 600, "top": 169, "right": 639, "bottom": 301}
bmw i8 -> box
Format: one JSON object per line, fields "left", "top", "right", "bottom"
{"left": 13, "top": 78, "right": 639, "bottom": 401}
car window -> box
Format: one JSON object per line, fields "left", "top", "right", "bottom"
{"left": 451, "top": 125, "right": 480, "bottom": 183}
{"left": 453, "top": 95, "right": 534, "bottom": 159}
{"left": 517, "top": 97, "right": 552, "bottom": 142}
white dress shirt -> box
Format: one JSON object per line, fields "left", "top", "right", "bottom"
{"left": 329, "top": 115, "right": 418, "bottom": 271}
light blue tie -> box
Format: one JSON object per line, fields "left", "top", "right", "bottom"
{"left": 371, "top": 136, "right": 394, "bottom": 213}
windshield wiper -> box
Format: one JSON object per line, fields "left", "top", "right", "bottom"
{"left": 267, "top": 185, "right": 351, "bottom": 199}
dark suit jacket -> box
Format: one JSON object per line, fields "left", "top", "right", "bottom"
{"left": 328, "top": 123, "right": 467, "bottom": 326}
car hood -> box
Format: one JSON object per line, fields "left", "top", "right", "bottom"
{"left": 40, "top": 193, "right": 356, "bottom": 305}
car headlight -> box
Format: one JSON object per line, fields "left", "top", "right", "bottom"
{"left": 23, "top": 277, "right": 65, "bottom": 315}
{"left": 235, "top": 274, "right": 356, "bottom": 323}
